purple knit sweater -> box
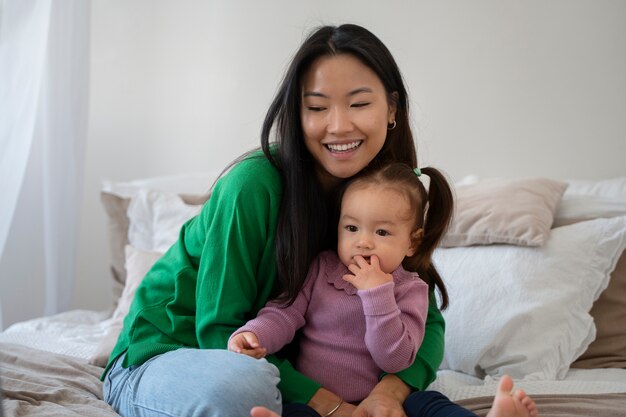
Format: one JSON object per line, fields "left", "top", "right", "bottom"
{"left": 231, "top": 250, "right": 428, "bottom": 402}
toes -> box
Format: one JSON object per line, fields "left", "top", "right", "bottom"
{"left": 512, "top": 388, "right": 527, "bottom": 401}
{"left": 498, "top": 374, "right": 514, "bottom": 394}
{"left": 520, "top": 395, "right": 538, "bottom": 416}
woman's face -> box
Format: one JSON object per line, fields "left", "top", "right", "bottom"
{"left": 300, "top": 54, "right": 396, "bottom": 189}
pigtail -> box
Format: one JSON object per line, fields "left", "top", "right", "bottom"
{"left": 405, "top": 167, "right": 454, "bottom": 310}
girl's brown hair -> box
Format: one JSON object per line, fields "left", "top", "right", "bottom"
{"left": 341, "top": 162, "right": 454, "bottom": 309}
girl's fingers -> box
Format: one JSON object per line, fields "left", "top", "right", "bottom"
{"left": 355, "top": 255, "right": 370, "bottom": 267}
{"left": 347, "top": 263, "right": 361, "bottom": 274}
{"left": 243, "top": 332, "right": 260, "bottom": 348}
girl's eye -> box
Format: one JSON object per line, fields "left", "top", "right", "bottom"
{"left": 376, "top": 230, "right": 390, "bottom": 236}
{"left": 351, "top": 102, "right": 370, "bottom": 108}
{"left": 346, "top": 225, "right": 358, "bottom": 232}
{"left": 306, "top": 106, "right": 325, "bottom": 112}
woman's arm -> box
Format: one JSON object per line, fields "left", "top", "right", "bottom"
{"left": 308, "top": 387, "right": 356, "bottom": 417}
{"left": 353, "top": 374, "right": 410, "bottom": 417}
{"left": 304, "top": 374, "right": 410, "bottom": 417}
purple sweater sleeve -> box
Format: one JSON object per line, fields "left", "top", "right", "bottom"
{"left": 229, "top": 257, "right": 320, "bottom": 354}
{"left": 357, "top": 278, "right": 429, "bottom": 373}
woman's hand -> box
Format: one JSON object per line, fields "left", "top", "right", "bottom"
{"left": 307, "top": 388, "right": 356, "bottom": 417}
{"left": 352, "top": 374, "right": 409, "bottom": 417}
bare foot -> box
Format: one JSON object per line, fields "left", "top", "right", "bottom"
{"left": 250, "top": 406, "right": 280, "bottom": 417}
{"left": 486, "top": 375, "right": 538, "bottom": 417}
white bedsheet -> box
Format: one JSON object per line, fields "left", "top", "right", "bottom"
{"left": 0, "top": 309, "right": 111, "bottom": 360}
{"left": 2, "top": 309, "right": 626, "bottom": 401}
{"left": 428, "top": 368, "right": 626, "bottom": 401}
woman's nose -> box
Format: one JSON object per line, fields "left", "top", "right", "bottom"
{"left": 328, "top": 107, "right": 353, "bottom": 135}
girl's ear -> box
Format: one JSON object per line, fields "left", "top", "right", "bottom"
{"left": 406, "top": 228, "right": 424, "bottom": 257}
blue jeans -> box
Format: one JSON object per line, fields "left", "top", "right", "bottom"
{"left": 404, "top": 391, "right": 479, "bottom": 417}
{"left": 103, "top": 348, "right": 282, "bottom": 417}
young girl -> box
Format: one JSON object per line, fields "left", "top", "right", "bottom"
{"left": 229, "top": 162, "right": 444, "bottom": 405}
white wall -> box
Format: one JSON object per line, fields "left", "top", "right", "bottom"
{"left": 72, "top": 0, "right": 626, "bottom": 312}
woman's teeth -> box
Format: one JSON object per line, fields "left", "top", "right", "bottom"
{"left": 326, "top": 141, "right": 362, "bottom": 152}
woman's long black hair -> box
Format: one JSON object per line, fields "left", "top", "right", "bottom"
{"left": 260, "top": 24, "right": 448, "bottom": 306}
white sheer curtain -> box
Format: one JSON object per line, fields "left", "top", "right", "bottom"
{"left": 0, "top": 0, "right": 90, "bottom": 329}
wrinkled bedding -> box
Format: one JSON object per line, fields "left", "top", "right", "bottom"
{"left": 2, "top": 341, "right": 626, "bottom": 416}
{"left": 0, "top": 343, "right": 119, "bottom": 417}
{"left": 458, "top": 393, "right": 626, "bottom": 417}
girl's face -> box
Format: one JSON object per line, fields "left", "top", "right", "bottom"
{"left": 300, "top": 54, "right": 396, "bottom": 190}
{"left": 338, "top": 183, "right": 418, "bottom": 274}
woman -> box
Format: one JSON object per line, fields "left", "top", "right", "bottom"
{"left": 103, "top": 23, "right": 449, "bottom": 417}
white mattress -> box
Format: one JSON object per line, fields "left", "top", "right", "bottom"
{"left": 2, "top": 309, "right": 626, "bottom": 401}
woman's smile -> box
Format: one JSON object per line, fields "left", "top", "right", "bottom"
{"left": 325, "top": 140, "right": 363, "bottom": 153}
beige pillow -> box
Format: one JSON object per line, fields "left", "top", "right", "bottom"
{"left": 89, "top": 245, "right": 163, "bottom": 367}
{"left": 100, "top": 192, "right": 131, "bottom": 302}
{"left": 572, "top": 250, "right": 626, "bottom": 369}
{"left": 442, "top": 178, "right": 568, "bottom": 247}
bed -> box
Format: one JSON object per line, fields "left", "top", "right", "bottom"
{"left": 2, "top": 173, "right": 626, "bottom": 416}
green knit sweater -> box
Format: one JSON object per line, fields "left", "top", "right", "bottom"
{"left": 104, "top": 153, "right": 445, "bottom": 403}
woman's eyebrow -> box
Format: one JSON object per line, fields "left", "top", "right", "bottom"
{"left": 303, "top": 91, "right": 328, "bottom": 98}
{"left": 302, "top": 87, "right": 374, "bottom": 99}
{"left": 347, "top": 87, "right": 373, "bottom": 96}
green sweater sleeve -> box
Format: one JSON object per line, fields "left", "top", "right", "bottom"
{"left": 194, "top": 156, "right": 325, "bottom": 404}
{"left": 203, "top": 157, "right": 324, "bottom": 403}
{"left": 194, "top": 156, "right": 283, "bottom": 348}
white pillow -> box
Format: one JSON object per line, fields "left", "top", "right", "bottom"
{"left": 102, "top": 171, "right": 219, "bottom": 198}
{"left": 127, "top": 189, "right": 203, "bottom": 253}
{"left": 89, "top": 245, "right": 163, "bottom": 367}
{"left": 565, "top": 176, "right": 626, "bottom": 200}
{"left": 554, "top": 177, "right": 626, "bottom": 227}
{"left": 101, "top": 172, "right": 216, "bottom": 301}
{"left": 554, "top": 195, "right": 626, "bottom": 227}
{"left": 435, "top": 215, "right": 626, "bottom": 380}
